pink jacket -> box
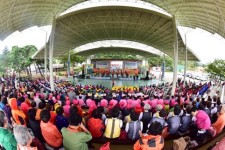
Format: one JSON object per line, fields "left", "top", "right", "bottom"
{"left": 63, "top": 105, "right": 70, "bottom": 117}
{"left": 196, "top": 110, "right": 211, "bottom": 130}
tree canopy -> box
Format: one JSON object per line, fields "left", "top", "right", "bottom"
{"left": 205, "top": 59, "right": 225, "bottom": 79}
{"left": 0, "top": 45, "right": 37, "bottom": 76}
{"left": 58, "top": 50, "right": 85, "bottom": 64}
{"left": 92, "top": 52, "right": 140, "bottom": 60}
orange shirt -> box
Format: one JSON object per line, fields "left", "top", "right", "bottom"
{"left": 133, "top": 135, "right": 164, "bottom": 150}
{"left": 212, "top": 113, "right": 225, "bottom": 134}
{"left": 35, "top": 109, "right": 42, "bottom": 120}
{"left": 40, "top": 121, "right": 62, "bottom": 148}
{"left": 50, "top": 111, "right": 57, "bottom": 124}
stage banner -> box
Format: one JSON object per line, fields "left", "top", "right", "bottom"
{"left": 96, "top": 61, "right": 109, "bottom": 69}
{"left": 111, "top": 61, "right": 123, "bottom": 69}
{"left": 124, "top": 61, "right": 138, "bottom": 69}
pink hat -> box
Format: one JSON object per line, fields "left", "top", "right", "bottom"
{"left": 41, "top": 93, "right": 45, "bottom": 99}
{"left": 48, "top": 94, "right": 53, "bottom": 100}
{"left": 119, "top": 100, "right": 127, "bottom": 109}
{"left": 127, "top": 99, "right": 133, "bottom": 104}
{"left": 100, "top": 99, "right": 108, "bottom": 107}
{"left": 35, "top": 93, "right": 39, "bottom": 97}
{"left": 63, "top": 105, "right": 70, "bottom": 117}
{"left": 57, "top": 95, "right": 60, "bottom": 100}
{"left": 78, "top": 99, "right": 85, "bottom": 106}
{"left": 66, "top": 100, "right": 70, "bottom": 105}
{"left": 126, "top": 103, "right": 133, "bottom": 109}
{"left": 86, "top": 99, "right": 93, "bottom": 107}
{"left": 89, "top": 102, "right": 97, "bottom": 110}
{"left": 20, "top": 102, "right": 29, "bottom": 113}
{"left": 66, "top": 97, "right": 69, "bottom": 100}
{"left": 73, "top": 99, "right": 79, "bottom": 105}
{"left": 53, "top": 97, "right": 57, "bottom": 104}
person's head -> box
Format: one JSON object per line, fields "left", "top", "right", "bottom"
{"left": 0, "top": 110, "right": 7, "bottom": 127}
{"left": 159, "top": 109, "right": 167, "bottom": 118}
{"left": 45, "top": 103, "right": 52, "bottom": 111}
{"left": 40, "top": 109, "right": 51, "bottom": 123}
{"left": 14, "top": 125, "right": 32, "bottom": 146}
{"left": 217, "top": 99, "right": 221, "bottom": 106}
{"left": 38, "top": 102, "right": 45, "bottom": 109}
{"left": 68, "top": 114, "right": 82, "bottom": 126}
{"left": 206, "top": 101, "right": 211, "bottom": 109}
{"left": 191, "top": 106, "right": 198, "bottom": 117}
{"left": 148, "top": 121, "right": 163, "bottom": 135}
{"left": 110, "top": 107, "right": 120, "bottom": 118}
{"left": 156, "top": 104, "right": 163, "bottom": 112}
{"left": 144, "top": 104, "right": 151, "bottom": 111}
{"left": 186, "top": 105, "right": 192, "bottom": 115}
{"left": 56, "top": 106, "right": 64, "bottom": 115}
{"left": 97, "top": 106, "right": 104, "bottom": 113}
{"left": 92, "top": 109, "right": 102, "bottom": 119}
{"left": 174, "top": 104, "right": 181, "bottom": 115}
{"left": 130, "top": 111, "right": 139, "bottom": 121}
{"left": 30, "top": 101, "right": 36, "bottom": 108}
{"left": 27, "top": 109, "right": 37, "bottom": 120}
{"left": 69, "top": 105, "right": 78, "bottom": 116}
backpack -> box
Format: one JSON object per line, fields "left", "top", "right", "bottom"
{"left": 173, "top": 136, "right": 190, "bottom": 150}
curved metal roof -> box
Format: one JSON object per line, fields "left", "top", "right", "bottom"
{"left": 75, "top": 47, "right": 158, "bottom": 57}
{"left": 2, "top": 0, "right": 223, "bottom": 61}
{"left": 1, "top": 0, "right": 224, "bottom": 39}
{"left": 51, "top": 5, "right": 197, "bottom": 60}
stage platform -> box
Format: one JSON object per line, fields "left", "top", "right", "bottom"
{"left": 71, "top": 78, "right": 163, "bottom": 88}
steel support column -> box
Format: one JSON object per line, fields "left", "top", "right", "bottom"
{"left": 49, "top": 17, "right": 56, "bottom": 91}
{"left": 44, "top": 32, "right": 48, "bottom": 81}
{"left": 171, "top": 16, "right": 178, "bottom": 96}
{"left": 183, "top": 34, "right": 188, "bottom": 87}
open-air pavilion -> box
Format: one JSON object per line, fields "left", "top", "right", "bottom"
{"left": 1, "top": 0, "right": 225, "bottom": 94}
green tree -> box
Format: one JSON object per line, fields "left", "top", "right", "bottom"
{"left": 205, "top": 59, "right": 225, "bottom": 79}
{"left": 148, "top": 55, "right": 173, "bottom": 71}
{"left": 93, "top": 52, "right": 139, "bottom": 60}
{"left": 8, "top": 45, "right": 37, "bottom": 77}
{"left": 58, "top": 50, "right": 85, "bottom": 64}
{"left": 0, "top": 46, "right": 10, "bottom": 74}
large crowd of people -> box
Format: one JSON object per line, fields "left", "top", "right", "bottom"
{"left": 0, "top": 76, "right": 224, "bottom": 150}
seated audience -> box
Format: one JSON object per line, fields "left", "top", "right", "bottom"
{"left": 139, "top": 104, "right": 152, "bottom": 133}
{"left": 87, "top": 109, "right": 105, "bottom": 138}
{"left": 14, "top": 125, "right": 37, "bottom": 150}
{"left": 179, "top": 105, "right": 192, "bottom": 133}
{"left": 61, "top": 115, "right": 92, "bottom": 150}
{"left": 27, "top": 109, "right": 45, "bottom": 143}
{"left": 133, "top": 121, "right": 164, "bottom": 150}
{"left": 167, "top": 104, "right": 181, "bottom": 134}
{"left": 0, "top": 110, "right": 17, "bottom": 150}
{"left": 40, "top": 109, "right": 62, "bottom": 148}
{"left": 104, "top": 107, "right": 123, "bottom": 139}
{"left": 125, "top": 111, "right": 143, "bottom": 140}
{"left": 212, "top": 104, "right": 225, "bottom": 135}
{"left": 55, "top": 106, "right": 69, "bottom": 131}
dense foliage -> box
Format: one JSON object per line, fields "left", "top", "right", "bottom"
{"left": 205, "top": 59, "right": 225, "bottom": 79}
{"left": 0, "top": 45, "right": 37, "bottom": 76}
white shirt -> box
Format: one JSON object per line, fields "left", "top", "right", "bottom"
{"left": 125, "top": 121, "right": 143, "bottom": 132}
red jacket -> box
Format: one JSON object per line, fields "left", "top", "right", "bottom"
{"left": 87, "top": 118, "right": 105, "bottom": 138}
{"left": 40, "top": 121, "right": 62, "bottom": 148}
